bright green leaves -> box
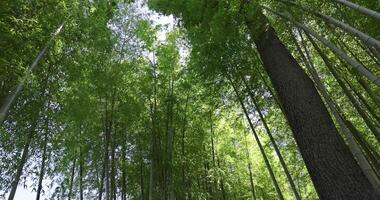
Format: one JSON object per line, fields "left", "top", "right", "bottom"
{"left": 136, "top": 20, "right": 159, "bottom": 50}
{"left": 157, "top": 30, "right": 181, "bottom": 78}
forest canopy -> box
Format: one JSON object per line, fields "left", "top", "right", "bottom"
{"left": 0, "top": 0, "right": 380, "bottom": 199}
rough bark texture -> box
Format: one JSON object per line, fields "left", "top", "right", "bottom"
{"left": 253, "top": 26, "right": 377, "bottom": 199}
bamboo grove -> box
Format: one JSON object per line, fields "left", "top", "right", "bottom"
{"left": 0, "top": 0, "right": 379, "bottom": 199}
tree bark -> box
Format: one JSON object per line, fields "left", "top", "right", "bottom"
{"left": 250, "top": 25, "right": 378, "bottom": 199}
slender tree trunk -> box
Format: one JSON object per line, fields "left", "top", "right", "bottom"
{"left": 36, "top": 119, "right": 49, "bottom": 200}
{"left": 7, "top": 124, "right": 36, "bottom": 200}
{"left": 263, "top": 8, "right": 380, "bottom": 88}
{"left": 357, "top": 77, "right": 380, "bottom": 109}
{"left": 281, "top": 0, "right": 380, "bottom": 50}
{"left": 110, "top": 133, "right": 116, "bottom": 200}
{"left": 227, "top": 73, "right": 284, "bottom": 200}
{"left": 343, "top": 115, "right": 380, "bottom": 175}
{"left": 8, "top": 66, "right": 50, "bottom": 200}
{"left": 166, "top": 79, "right": 175, "bottom": 200}
{"left": 68, "top": 157, "right": 77, "bottom": 200}
{"left": 148, "top": 149, "right": 154, "bottom": 200}
{"left": 121, "top": 142, "right": 127, "bottom": 200}
{"left": 0, "top": 24, "right": 64, "bottom": 124}
{"left": 105, "top": 125, "right": 111, "bottom": 200}
{"left": 335, "top": 0, "right": 380, "bottom": 21}
{"left": 241, "top": 76, "right": 302, "bottom": 200}
{"left": 348, "top": 80, "right": 380, "bottom": 125}
{"left": 248, "top": 23, "right": 378, "bottom": 199}
{"left": 149, "top": 60, "right": 159, "bottom": 200}
{"left": 140, "top": 155, "right": 144, "bottom": 200}
{"left": 181, "top": 95, "right": 189, "bottom": 199}
{"left": 99, "top": 154, "right": 105, "bottom": 200}
{"left": 248, "top": 163, "right": 257, "bottom": 200}
{"left": 209, "top": 111, "right": 220, "bottom": 200}
{"left": 80, "top": 146, "right": 84, "bottom": 200}
{"left": 244, "top": 132, "right": 257, "bottom": 200}
{"left": 217, "top": 159, "right": 227, "bottom": 200}
{"left": 355, "top": 40, "right": 380, "bottom": 66}
{"left": 99, "top": 106, "right": 110, "bottom": 200}
{"left": 304, "top": 32, "right": 380, "bottom": 142}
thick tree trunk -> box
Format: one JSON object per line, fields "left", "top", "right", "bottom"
{"left": 251, "top": 26, "right": 378, "bottom": 199}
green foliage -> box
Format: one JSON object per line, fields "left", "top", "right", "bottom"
{"left": 0, "top": 0, "right": 379, "bottom": 199}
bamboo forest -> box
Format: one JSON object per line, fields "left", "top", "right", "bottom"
{"left": 1, "top": 0, "right": 380, "bottom": 199}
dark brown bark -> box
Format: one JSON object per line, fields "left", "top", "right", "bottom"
{"left": 252, "top": 26, "right": 377, "bottom": 199}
